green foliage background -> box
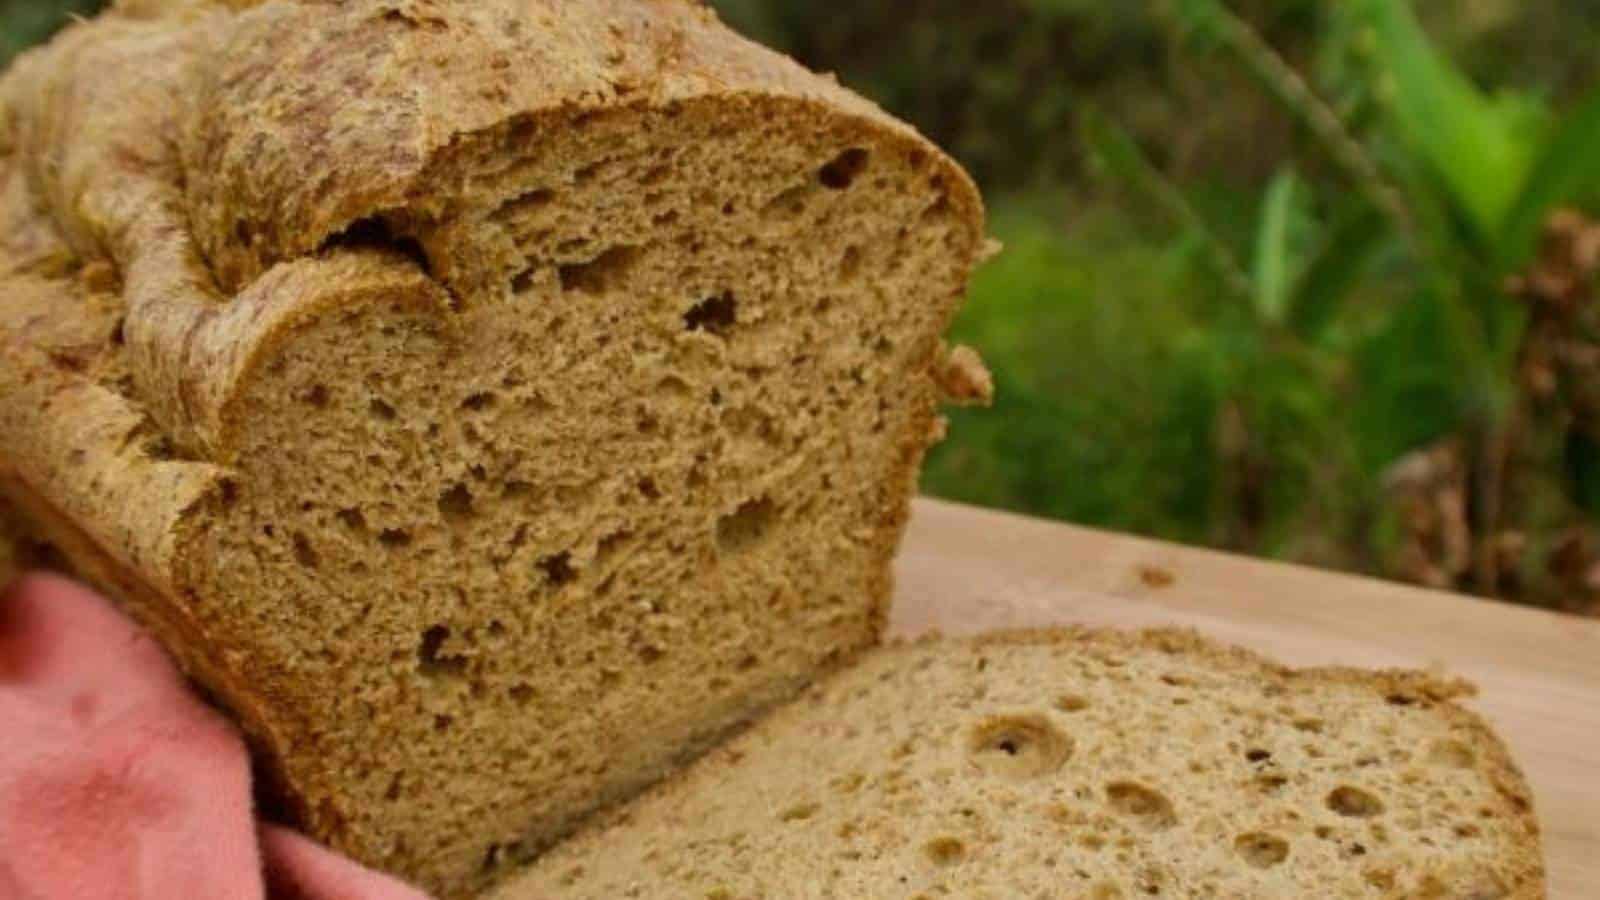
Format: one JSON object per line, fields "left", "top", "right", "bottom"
{"left": 6, "top": 0, "right": 1599, "bottom": 606}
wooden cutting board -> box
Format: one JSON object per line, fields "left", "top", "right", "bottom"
{"left": 893, "top": 499, "right": 1600, "bottom": 898}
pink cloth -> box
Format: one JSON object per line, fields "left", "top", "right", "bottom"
{"left": 0, "top": 573, "right": 431, "bottom": 900}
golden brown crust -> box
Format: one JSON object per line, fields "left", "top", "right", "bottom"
{"left": 177, "top": 0, "right": 967, "bottom": 292}
{"left": 0, "top": 0, "right": 982, "bottom": 456}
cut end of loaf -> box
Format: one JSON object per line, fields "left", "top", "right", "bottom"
{"left": 189, "top": 96, "right": 984, "bottom": 896}
{"left": 503, "top": 628, "right": 1545, "bottom": 900}
{"left": 0, "top": 3, "right": 992, "bottom": 896}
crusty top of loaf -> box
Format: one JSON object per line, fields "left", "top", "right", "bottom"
{"left": 498, "top": 627, "right": 1546, "bottom": 899}
{"left": 178, "top": 0, "right": 941, "bottom": 294}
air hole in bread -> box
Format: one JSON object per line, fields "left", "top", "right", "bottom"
{"left": 1328, "top": 786, "right": 1385, "bottom": 818}
{"left": 968, "top": 714, "right": 1072, "bottom": 779}
{"left": 292, "top": 533, "right": 320, "bottom": 569}
{"left": 508, "top": 684, "right": 533, "bottom": 706}
{"left": 418, "top": 626, "right": 468, "bottom": 678}
{"left": 1056, "top": 695, "right": 1089, "bottom": 713}
{"left": 1386, "top": 693, "right": 1418, "bottom": 707}
{"left": 304, "top": 384, "right": 330, "bottom": 408}
{"left": 502, "top": 481, "right": 533, "bottom": 500}
{"left": 637, "top": 477, "right": 661, "bottom": 500}
{"left": 1106, "top": 782, "right": 1177, "bottom": 828}
{"left": 1292, "top": 717, "right": 1325, "bottom": 734}
{"left": 498, "top": 187, "right": 555, "bottom": 218}
{"left": 461, "top": 392, "right": 496, "bottom": 412}
{"left": 558, "top": 246, "right": 639, "bottom": 293}
{"left": 510, "top": 266, "right": 539, "bottom": 294}
{"left": 684, "top": 292, "right": 737, "bottom": 336}
{"left": 762, "top": 183, "right": 813, "bottom": 220}
{"left": 337, "top": 508, "right": 367, "bottom": 533}
{"left": 778, "top": 802, "right": 820, "bottom": 822}
{"left": 924, "top": 837, "right": 966, "bottom": 866}
{"left": 1428, "top": 740, "right": 1477, "bottom": 769}
{"left": 1245, "top": 749, "right": 1272, "bottom": 764}
{"left": 1364, "top": 869, "right": 1396, "bottom": 890}
{"left": 378, "top": 528, "right": 412, "bottom": 549}
{"left": 480, "top": 842, "right": 504, "bottom": 875}
{"left": 368, "top": 397, "right": 396, "bottom": 421}
{"left": 717, "top": 497, "right": 777, "bottom": 554}
{"left": 573, "top": 158, "right": 610, "bottom": 183}
{"left": 320, "top": 215, "right": 432, "bottom": 275}
{"left": 596, "top": 530, "right": 633, "bottom": 564}
{"left": 1235, "top": 832, "right": 1290, "bottom": 868}
{"left": 537, "top": 552, "right": 576, "bottom": 588}
{"left": 841, "top": 246, "right": 862, "bottom": 280}
{"left": 819, "top": 148, "right": 870, "bottom": 190}
{"left": 437, "top": 484, "right": 476, "bottom": 523}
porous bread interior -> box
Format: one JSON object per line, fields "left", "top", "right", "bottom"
{"left": 190, "top": 99, "right": 974, "bottom": 897}
{"left": 503, "top": 629, "right": 1544, "bottom": 900}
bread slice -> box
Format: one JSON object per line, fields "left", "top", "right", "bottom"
{"left": 0, "top": 2, "right": 988, "bottom": 895}
{"left": 497, "top": 628, "right": 1545, "bottom": 899}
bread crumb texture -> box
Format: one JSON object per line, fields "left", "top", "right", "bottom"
{"left": 0, "top": 1, "right": 988, "bottom": 896}
{"left": 499, "top": 628, "right": 1545, "bottom": 900}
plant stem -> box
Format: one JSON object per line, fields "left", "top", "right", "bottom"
{"left": 1197, "top": 3, "right": 1417, "bottom": 245}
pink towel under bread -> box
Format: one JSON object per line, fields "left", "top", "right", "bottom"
{"left": 0, "top": 573, "right": 432, "bottom": 900}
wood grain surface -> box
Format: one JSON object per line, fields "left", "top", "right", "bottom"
{"left": 892, "top": 499, "right": 1600, "bottom": 898}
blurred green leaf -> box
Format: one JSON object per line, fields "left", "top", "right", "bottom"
{"left": 1252, "top": 169, "right": 1302, "bottom": 324}
{"left": 1169, "top": 0, "right": 1227, "bottom": 49}
{"left": 1352, "top": 288, "right": 1471, "bottom": 471}
{"left": 1289, "top": 205, "right": 1387, "bottom": 341}
{"left": 1082, "top": 108, "right": 1254, "bottom": 300}
{"left": 1500, "top": 88, "right": 1600, "bottom": 269}
{"left": 1358, "top": 0, "right": 1543, "bottom": 245}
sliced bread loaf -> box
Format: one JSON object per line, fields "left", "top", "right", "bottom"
{"left": 0, "top": 1, "right": 989, "bottom": 895}
{"left": 497, "top": 628, "right": 1544, "bottom": 899}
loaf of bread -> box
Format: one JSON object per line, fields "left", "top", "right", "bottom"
{"left": 0, "top": 1, "right": 989, "bottom": 895}
{"left": 498, "top": 629, "right": 1545, "bottom": 899}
